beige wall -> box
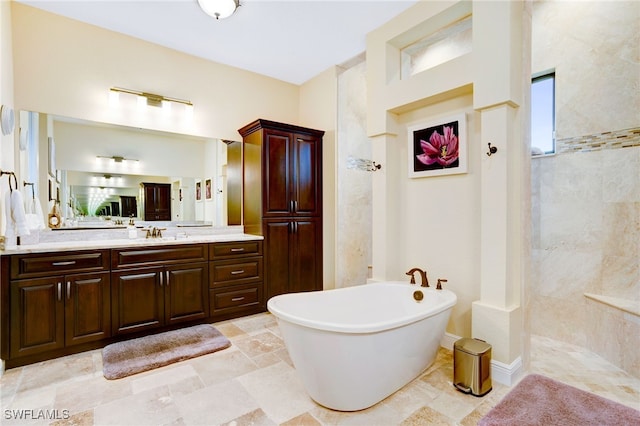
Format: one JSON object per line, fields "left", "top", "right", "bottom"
{"left": 1, "top": 1, "right": 15, "bottom": 173}
{"left": 367, "top": 0, "right": 529, "bottom": 374}
{"left": 10, "top": 2, "right": 300, "bottom": 141}
{"left": 299, "top": 66, "right": 338, "bottom": 290}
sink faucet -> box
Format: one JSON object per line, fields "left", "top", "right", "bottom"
{"left": 145, "top": 227, "right": 165, "bottom": 239}
{"left": 406, "top": 268, "right": 429, "bottom": 287}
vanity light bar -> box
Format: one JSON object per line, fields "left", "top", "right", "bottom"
{"left": 109, "top": 87, "right": 193, "bottom": 107}
{"left": 96, "top": 155, "right": 139, "bottom": 163}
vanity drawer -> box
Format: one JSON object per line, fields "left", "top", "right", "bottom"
{"left": 11, "top": 250, "right": 110, "bottom": 279}
{"left": 209, "top": 241, "right": 262, "bottom": 259}
{"left": 112, "top": 244, "right": 208, "bottom": 269}
{"left": 210, "top": 283, "right": 261, "bottom": 313}
{"left": 210, "top": 257, "right": 263, "bottom": 288}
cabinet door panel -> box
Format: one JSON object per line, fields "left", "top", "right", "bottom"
{"left": 264, "top": 221, "right": 291, "bottom": 299}
{"left": 165, "top": 262, "right": 209, "bottom": 324}
{"left": 111, "top": 268, "right": 164, "bottom": 335}
{"left": 290, "top": 219, "right": 322, "bottom": 293}
{"left": 293, "top": 134, "right": 321, "bottom": 216}
{"left": 10, "top": 277, "right": 64, "bottom": 358}
{"left": 264, "top": 130, "right": 292, "bottom": 216}
{"left": 65, "top": 272, "right": 111, "bottom": 346}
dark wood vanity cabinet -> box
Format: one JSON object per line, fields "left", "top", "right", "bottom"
{"left": 141, "top": 182, "right": 171, "bottom": 220}
{"left": 111, "top": 245, "right": 209, "bottom": 336}
{"left": 5, "top": 251, "right": 111, "bottom": 360}
{"left": 239, "top": 119, "right": 323, "bottom": 300}
{"left": 209, "top": 241, "right": 264, "bottom": 319}
{"left": 0, "top": 239, "right": 263, "bottom": 368}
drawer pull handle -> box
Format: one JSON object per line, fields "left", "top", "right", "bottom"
{"left": 231, "top": 297, "right": 245, "bottom": 302}
{"left": 231, "top": 270, "right": 245, "bottom": 275}
{"left": 52, "top": 261, "right": 76, "bottom": 266}
{"left": 230, "top": 248, "right": 245, "bottom": 252}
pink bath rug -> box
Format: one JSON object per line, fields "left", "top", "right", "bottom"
{"left": 479, "top": 373, "right": 640, "bottom": 426}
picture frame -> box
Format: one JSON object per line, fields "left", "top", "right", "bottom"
{"left": 205, "top": 178, "right": 212, "bottom": 200}
{"left": 407, "top": 113, "right": 467, "bottom": 178}
{"left": 195, "top": 180, "right": 202, "bottom": 202}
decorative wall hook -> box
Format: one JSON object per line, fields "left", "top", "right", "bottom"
{"left": 486, "top": 143, "right": 498, "bottom": 157}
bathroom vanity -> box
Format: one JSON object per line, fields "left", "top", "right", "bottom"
{"left": 0, "top": 233, "right": 263, "bottom": 368}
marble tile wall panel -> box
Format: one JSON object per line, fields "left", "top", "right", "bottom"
{"left": 336, "top": 59, "right": 373, "bottom": 288}
{"left": 532, "top": 138, "right": 639, "bottom": 376}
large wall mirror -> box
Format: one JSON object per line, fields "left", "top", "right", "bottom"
{"left": 18, "top": 111, "right": 242, "bottom": 227}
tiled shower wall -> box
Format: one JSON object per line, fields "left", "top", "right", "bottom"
{"left": 336, "top": 58, "right": 373, "bottom": 288}
{"left": 531, "top": 133, "right": 640, "bottom": 377}
{"left": 530, "top": 1, "right": 639, "bottom": 377}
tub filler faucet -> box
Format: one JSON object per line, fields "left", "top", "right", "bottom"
{"left": 406, "top": 268, "right": 429, "bottom": 287}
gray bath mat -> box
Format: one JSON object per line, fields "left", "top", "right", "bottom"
{"left": 102, "top": 324, "right": 231, "bottom": 380}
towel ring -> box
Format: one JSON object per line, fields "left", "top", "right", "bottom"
{"left": 9, "top": 172, "right": 18, "bottom": 192}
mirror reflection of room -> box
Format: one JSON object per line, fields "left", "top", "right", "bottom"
{"left": 18, "top": 111, "right": 239, "bottom": 229}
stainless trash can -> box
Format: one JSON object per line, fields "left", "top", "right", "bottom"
{"left": 453, "top": 337, "right": 492, "bottom": 396}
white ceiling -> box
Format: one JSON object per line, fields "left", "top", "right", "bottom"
{"left": 17, "top": 0, "right": 419, "bottom": 85}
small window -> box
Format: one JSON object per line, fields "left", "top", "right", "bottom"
{"left": 531, "top": 72, "right": 555, "bottom": 155}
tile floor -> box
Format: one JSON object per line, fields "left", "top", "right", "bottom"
{"left": 1, "top": 313, "right": 638, "bottom": 425}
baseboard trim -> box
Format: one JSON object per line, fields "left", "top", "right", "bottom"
{"left": 441, "top": 332, "right": 460, "bottom": 350}
{"left": 491, "top": 356, "right": 523, "bottom": 386}
{"left": 440, "top": 332, "right": 523, "bottom": 387}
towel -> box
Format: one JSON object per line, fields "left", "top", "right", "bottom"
{"left": 24, "top": 196, "right": 45, "bottom": 231}
{"left": 4, "top": 189, "right": 31, "bottom": 238}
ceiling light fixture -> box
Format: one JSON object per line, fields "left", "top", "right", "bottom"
{"left": 109, "top": 87, "right": 193, "bottom": 109}
{"left": 97, "top": 155, "right": 139, "bottom": 163}
{"left": 197, "top": 0, "right": 240, "bottom": 20}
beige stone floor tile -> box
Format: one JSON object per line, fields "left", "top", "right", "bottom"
{"left": 174, "top": 378, "right": 259, "bottom": 425}
{"left": 309, "top": 401, "right": 402, "bottom": 426}
{"left": 93, "top": 385, "right": 181, "bottom": 425}
{"left": 18, "top": 352, "right": 96, "bottom": 394}
{"left": 400, "top": 406, "right": 453, "bottom": 426}
{"left": 280, "top": 412, "right": 322, "bottom": 426}
{"left": 53, "top": 374, "right": 132, "bottom": 415}
{"left": 220, "top": 408, "right": 277, "bottom": 426}
{"left": 232, "top": 312, "right": 278, "bottom": 335}
{"left": 236, "top": 361, "right": 316, "bottom": 424}
{"left": 190, "top": 348, "right": 258, "bottom": 386}
{"left": 215, "top": 321, "right": 247, "bottom": 339}
{"left": 232, "top": 329, "right": 285, "bottom": 359}
{"left": 2, "top": 313, "right": 639, "bottom": 426}
{"left": 50, "top": 409, "right": 93, "bottom": 426}
{"left": 130, "top": 364, "right": 200, "bottom": 394}
{"left": 379, "top": 376, "right": 439, "bottom": 419}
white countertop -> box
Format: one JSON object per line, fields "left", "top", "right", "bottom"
{"left": 1, "top": 232, "right": 263, "bottom": 255}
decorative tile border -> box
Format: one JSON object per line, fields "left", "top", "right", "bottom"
{"left": 556, "top": 127, "right": 640, "bottom": 154}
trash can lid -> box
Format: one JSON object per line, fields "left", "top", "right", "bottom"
{"left": 454, "top": 337, "right": 491, "bottom": 355}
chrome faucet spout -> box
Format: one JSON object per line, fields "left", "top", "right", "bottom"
{"left": 406, "top": 268, "right": 429, "bottom": 287}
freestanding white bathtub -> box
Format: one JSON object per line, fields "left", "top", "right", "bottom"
{"left": 267, "top": 281, "right": 457, "bottom": 411}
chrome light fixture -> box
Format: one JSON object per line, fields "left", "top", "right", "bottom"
{"left": 197, "top": 0, "right": 240, "bottom": 20}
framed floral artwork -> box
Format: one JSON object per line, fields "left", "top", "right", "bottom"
{"left": 195, "top": 180, "right": 202, "bottom": 202}
{"left": 407, "top": 113, "right": 467, "bottom": 178}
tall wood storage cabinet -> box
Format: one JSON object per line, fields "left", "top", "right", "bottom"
{"left": 239, "top": 119, "right": 324, "bottom": 301}
{"left": 140, "top": 183, "right": 171, "bottom": 221}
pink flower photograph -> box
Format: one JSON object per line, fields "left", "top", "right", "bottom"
{"left": 408, "top": 114, "right": 467, "bottom": 178}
